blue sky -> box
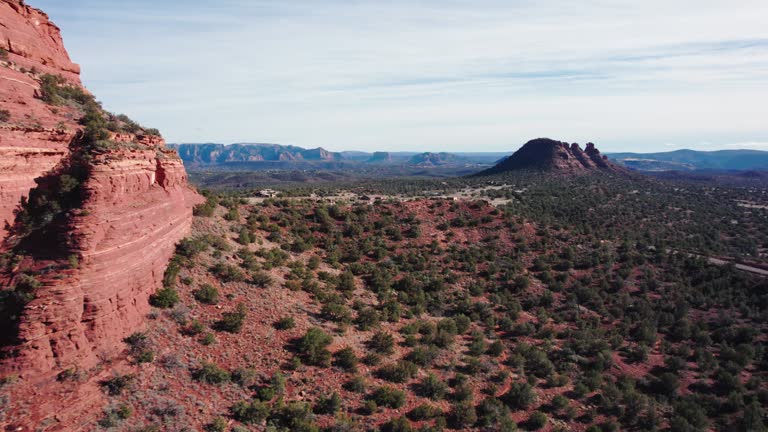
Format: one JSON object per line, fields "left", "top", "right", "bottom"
{"left": 33, "top": 0, "right": 768, "bottom": 152}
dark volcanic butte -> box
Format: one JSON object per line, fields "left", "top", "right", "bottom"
{"left": 481, "top": 138, "right": 623, "bottom": 175}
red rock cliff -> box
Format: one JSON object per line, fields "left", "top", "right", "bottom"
{"left": 0, "top": 0, "right": 84, "bottom": 237}
{"left": 0, "top": 0, "right": 201, "bottom": 386}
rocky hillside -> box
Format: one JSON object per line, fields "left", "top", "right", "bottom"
{"left": 480, "top": 138, "right": 623, "bottom": 175}
{"left": 0, "top": 0, "right": 200, "bottom": 427}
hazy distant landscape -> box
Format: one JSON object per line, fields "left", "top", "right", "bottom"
{"left": 170, "top": 142, "right": 768, "bottom": 190}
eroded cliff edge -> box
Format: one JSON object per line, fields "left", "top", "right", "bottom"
{"left": 0, "top": 0, "right": 201, "bottom": 422}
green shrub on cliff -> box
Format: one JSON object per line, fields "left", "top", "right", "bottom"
{"left": 149, "top": 287, "right": 179, "bottom": 309}
{"left": 39, "top": 74, "right": 91, "bottom": 106}
{"left": 193, "top": 283, "right": 219, "bottom": 304}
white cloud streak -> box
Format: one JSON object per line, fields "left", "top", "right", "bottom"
{"left": 31, "top": 0, "right": 768, "bottom": 152}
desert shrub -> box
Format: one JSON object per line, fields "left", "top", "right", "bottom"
{"left": 344, "top": 376, "right": 367, "bottom": 393}
{"left": 210, "top": 263, "right": 245, "bottom": 283}
{"left": 236, "top": 228, "right": 252, "bottom": 245}
{"left": 271, "top": 371, "right": 287, "bottom": 396}
{"left": 408, "top": 403, "right": 442, "bottom": 421}
{"left": 192, "top": 362, "right": 230, "bottom": 384}
{"left": 98, "top": 404, "right": 132, "bottom": 428}
{"left": 232, "top": 367, "right": 257, "bottom": 387}
{"left": 369, "top": 386, "right": 406, "bottom": 408}
{"left": 193, "top": 284, "right": 219, "bottom": 304}
{"left": 275, "top": 316, "right": 296, "bottom": 330}
{"left": 476, "top": 397, "right": 512, "bottom": 428}
{"left": 368, "top": 331, "right": 395, "bottom": 354}
{"left": 0, "top": 109, "right": 10, "bottom": 123}
{"left": 200, "top": 332, "right": 216, "bottom": 345}
{"left": 215, "top": 303, "right": 247, "bottom": 333}
{"left": 38, "top": 74, "right": 91, "bottom": 105}
{"left": 651, "top": 372, "right": 680, "bottom": 397}
{"left": 406, "top": 346, "right": 439, "bottom": 367}
{"left": 230, "top": 400, "right": 269, "bottom": 424}
{"left": 334, "top": 347, "right": 358, "bottom": 371}
{"left": 269, "top": 402, "right": 318, "bottom": 431}
{"left": 454, "top": 314, "right": 472, "bottom": 333}
{"left": 315, "top": 392, "right": 342, "bottom": 415}
{"left": 321, "top": 302, "right": 352, "bottom": 325}
{"left": 669, "top": 398, "right": 708, "bottom": 432}
{"left": 296, "top": 327, "right": 333, "bottom": 366}
{"left": 204, "top": 417, "right": 227, "bottom": 432}
{"left": 124, "top": 332, "right": 154, "bottom": 364}
{"left": 381, "top": 417, "right": 413, "bottom": 432}
{"left": 449, "top": 401, "right": 478, "bottom": 428}
{"left": 176, "top": 236, "right": 210, "bottom": 259}
{"left": 550, "top": 394, "right": 569, "bottom": 411}
{"left": 100, "top": 374, "right": 135, "bottom": 396}
{"left": 251, "top": 270, "right": 273, "bottom": 287}
{"left": 501, "top": 382, "right": 536, "bottom": 410}
{"left": 418, "top": 373, "right": 448, "bottom": 400}
{"left": 359, "top": 352, "right": 381, "bottom": 366}
{"left": 376, "top": 360, "right": 418, "bottom": 383}
{"left": 194, "top": 196, "right": 218, "bottom": 217}
{"left": 468, "top": 331, "right": 487, "bottom": 356}
{"left": 183, "top": 319, "right": 205, "bottom": 336}
{"left": 488, "top": 340, "right": 505, "bottom": 357}
{"left": 355, "top": 307, "right": 381, "bottom": 330}
{"left": 149, "top": 287, "right": 179, "bottom": 308}
{"left": 256, "top": 385, "right": 275, "bottom": 401}
{"left": 526, "top": 411, "right": 547, "bottom": 430}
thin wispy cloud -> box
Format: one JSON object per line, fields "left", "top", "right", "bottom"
{"left": 32, "top": 0, "right": 768, "bottom": 152}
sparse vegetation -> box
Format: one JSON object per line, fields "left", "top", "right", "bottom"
{"left": 14, "top": 171, "right": 767, "bottom": 431}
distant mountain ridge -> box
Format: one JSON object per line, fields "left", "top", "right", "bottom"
{"left": 170, "top": 143, "right": 506, "bottom": 168}
{"left": 478, "top": 138, "right": 623, "bottom": 175}
{"left": 169, "top": 143, "right": 342, "bottom": 166}
{"left": 170, "top": 142, "right": 768, "bottom": 173}
{"left": 608, "top": 149, "right": 768, "bottom": 171}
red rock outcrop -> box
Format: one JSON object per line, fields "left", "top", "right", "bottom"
{"left": 480, "top": 138, "right": 625, "bottom": 175}
{"left": 0, "top": 0, "right": 202, "bottom": 421}
{"left": 6, "top": 143, "right": 201, "bottom": 378}
{"left": 0, "top": 0, "right": 84, "bottom": 237}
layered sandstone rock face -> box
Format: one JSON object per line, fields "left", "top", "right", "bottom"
{"left": 0, "top": 0, "right": 201, "bottom": 386}
{"left": 8, "top": 144, "right": 201, "bottom": 378}
{"left": 0, "top": 0, "right": 83, "bottom": 236}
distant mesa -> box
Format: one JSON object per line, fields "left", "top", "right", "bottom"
{"left": 478, "top": 138, "right": 623, "bottom": 175}
{"left": 408, "top": 152, "right": 467, "bottom": 167}
{"left": 367, "top": 151, "right": 392, "bottom": 163}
